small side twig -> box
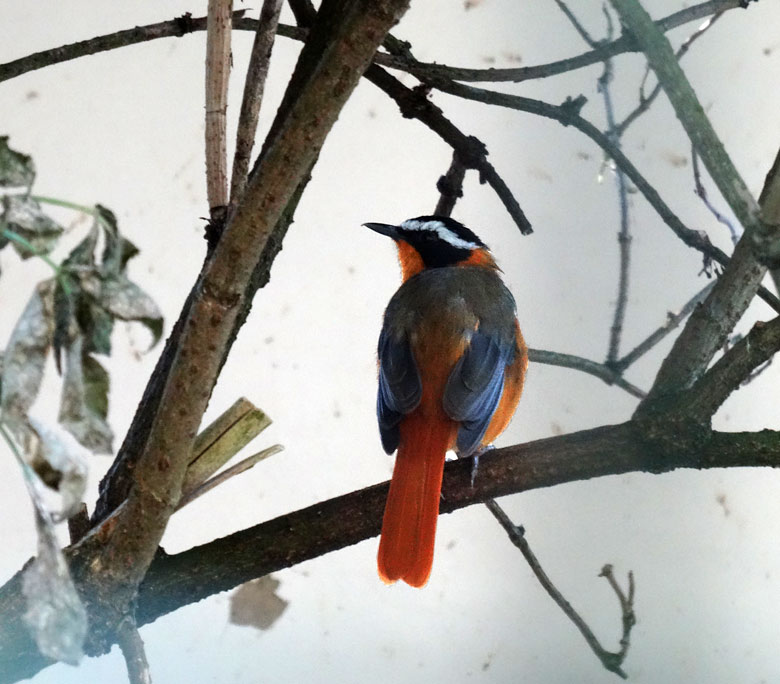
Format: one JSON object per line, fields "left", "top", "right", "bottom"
{"left": 424, "top": 78, "right": 780, "bottom": 314}
{"left": 529, "top": 348, "right": 646, "bottom": 399}
{"left": 116, "top": 617, "right": 152, "bottom": 684}
{"left": 596, "top": 10, "right": 633, "bottom": 366}
{"left": 692, "top": 147, "right": 740, "bottom": 244}
{"left": 484, "top": 499, "right": 635, "bottom": 679}
{"left": 176, "top": 444, "right": 283, "bottom": 510}
{"left": 205, "top": 0, "right": 233, "bottom": 220}
{"left": 611, "top": 282, "right": 715, "bottom": 373}
{"left": 615, "top": 10, "right": 725, "bottom": 137}
{"left": 366, "top": 64, "right": 533, "bottom": 235}
{"left": 599, "top": 564, "right": 636, "bottom": 665}
{"left": 434, "top": 151, "right": 467, "bottom": 217}
{"left": 230, "top": 0, "right": 284, "bottom": 206}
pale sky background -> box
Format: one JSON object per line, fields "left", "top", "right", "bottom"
{"left": 2, "top": 1, "right": 780, "bottom": 683}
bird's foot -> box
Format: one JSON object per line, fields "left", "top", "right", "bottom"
{"left": 470, "top": 444, "right": 495, "bottom": 488}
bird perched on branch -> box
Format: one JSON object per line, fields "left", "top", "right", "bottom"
{"left": 364, "top": 215, "right": 527, "bottom": 587}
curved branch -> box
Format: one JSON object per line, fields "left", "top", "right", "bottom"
{"left": 3, "top": 421, "right": 780, "bottom": 682}
{"left": 0, "top": 1, "right": 742, "bottom": 86}
{"left": 529, "top": 348, "right": 646, "bottom": 399}
{"left": 366, "top": 65, "right": 533, "bottom": 234}
{"left": 426, "top": 79, "right": 780, "bottom": 314}
{"left": 372, "top": 0, "right": 743, "bottom": 83}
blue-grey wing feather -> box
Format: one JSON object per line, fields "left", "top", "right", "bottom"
{"left": 376, "top": 327, "right": 422, "bottom": 454}
{"left": 443, "top": 330, "right": 515, "bottom": 455}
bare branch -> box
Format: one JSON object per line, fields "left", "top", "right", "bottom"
{"left": 599, "top": 565, "right": 636, "bottom": 667}
{"left": 205, "top": 0, "right": 233, "bottom": 215}
{"left": 176, "top": 444, "right": 282, "bottom": 510}
{"left": 69, "top": 0, "right": 412, "bottom": 654}
{"left": 485, "top": 499, "right": 632, "bottom": 679}
{"left": 116, "top": 617, "right": 152, "bottom": 684}
{"left": 423, "top": 79, "right": 780, "bottom": 313}
{"left": 609, "top": 0, "right": 775, "bottom": 268}
{"left": 434, "top": 151, "right": 466, "bottom": 217}
{"left": 2, "top": 422, "right": 780, "bottom": 681}
{"left": 373, "top": 0, "right": 746, "bottom": 84}
{"left": 0, "top": 2, "right": 744, "bottom": 87}
{"left": 611, "top": 282, "right": 715, "bottom": 373}
{"left": 529, "top": 348, "right": 646, "bottom": 399}
{"left": 366, "top": 66, "right": 533, "bottom": 234}
{"left": 615, "top": 10, "right": 726, "bottom": 137}
{"left": 692, "top": 147, "right": 740, "bottom": 244}
{"left": 681, "top": 316, "right": 780, "bottom": 423}
{"left": 230, "top": 0, "right": 284, "bottom": 206}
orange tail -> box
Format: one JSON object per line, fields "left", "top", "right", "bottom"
{"left": 377, "top": 414, "right": 452, "bottom": 587}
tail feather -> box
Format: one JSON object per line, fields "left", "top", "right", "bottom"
{"left": 377, "top": 414, "right": 451, "bottom": 587}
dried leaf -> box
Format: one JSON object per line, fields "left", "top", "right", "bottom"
{"left": 0, "top": 282, "right": 54, "bottom": 426}
{"left": 58, "top": 335, "right": 113, "bottom": 454}
{"left": 229, "top": 576, "right": 288, "bottom": 631}
{"left": 98, "top": 275, "right": 163, "bottom": 347}
{"left": 20, "top": 464, "right": 86, "bottom": 667}
{"left": 1, "top": 195, "right": 63, "bottom": 258}
{"left": 82, "top": 353, "right": 109, "bottom": 419}
{"left": 63, "top": 224, "right": 99, "bottom": 268}
{"left": 0, "top": 136, "right": 35, "bottom": 188}
{"left": 69, "top": 272, "right": 114, "bottom": 355}
{"left": 52, "top": 275, "right": 76, "bottom": 375}
{"left": 26, "top": 417, "right": 88, "bottom": 515}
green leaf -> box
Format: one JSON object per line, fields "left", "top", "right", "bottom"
{"left": 0, "top": 137, "right": 35, "bottom": 188}
{"left": 1, "top": 195, "right": 63, "bottom": 258}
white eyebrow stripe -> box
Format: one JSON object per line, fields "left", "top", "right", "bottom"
{"left": 399, "top": 219, "right": 479, "bottom": 250}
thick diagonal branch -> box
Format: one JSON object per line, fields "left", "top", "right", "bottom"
{"left": 71, "top": 0, "right": 411, "bottom": 650}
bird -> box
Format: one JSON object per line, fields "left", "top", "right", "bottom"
{"left": 364, "top": 215, "right": 527, "bottom": 587}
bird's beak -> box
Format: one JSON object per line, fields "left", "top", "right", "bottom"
{"left": 363, "top": 222, "right": 400, "bottom": 240}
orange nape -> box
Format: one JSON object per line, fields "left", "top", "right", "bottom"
{"left": 377, "top": 412, "right": 456, "bottom": 587}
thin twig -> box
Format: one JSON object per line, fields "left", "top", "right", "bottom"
{"left": 692, "top": 147, "right": 740, "bottom": 244}
{"left": 230, "top": 0, "right": 284, "bottom": 206}
{"left": 434, "top": 151, "right": 467, "bottom": 217}
{"left": 529, "top": 348, "right": 646, "bottom": 399}
{"left": 611, "top": 282, "right": 715, "bottom": 373}
{"left": 484, "top": 499, "right": 634, "bottom": 679}
{"left": 552, "top": 3, "right": 634, "bottom": 364}
{"left": 116, "top": 617, "right": 152, "bottom": 684}
{"left": 0, "top": 1, "right": 743, "bottom": 86}
{"left": 423, "top": 78, "right": 780, "bottom": 313}
{"left": 205, "top": 0, "right": 233, "bottom": 217}
{"left": 609, "top": 0, "right": 774, "bottom": 274}
{"left": 372, "top": 0, "right": 744, "bottom": 84}
{"left": 615, "top": 10, "right": 726, "bottom": 137}
{"left": 366, "top": 65, "right": 533, "bottom": 235}
{"left": 599, "top": 564, "right": 636, "bottom": 663}
{"left": 553, "top": 0, "right": 598, "bottom": 46}
{"left": 176, "top": 444, "right": 283, "bottom": 510}
{"left": 609, "top": 0, "right": 773, "bottom": 410}
{"left": 596, "top": 8, "right": 633, "bottom": 365}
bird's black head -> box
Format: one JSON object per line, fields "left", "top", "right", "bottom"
{"left": 364, "top": 215, "right": 487, "bottom": 270}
